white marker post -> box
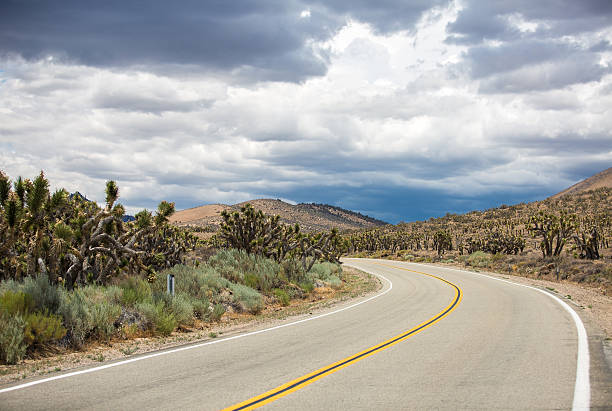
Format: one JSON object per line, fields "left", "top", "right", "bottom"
{"left": 167, "top": 274, "right": 175, "bottom": 296}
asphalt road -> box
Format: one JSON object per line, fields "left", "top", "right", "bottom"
{"left": 0, "top": 259, "right": 605, "bottom": 410}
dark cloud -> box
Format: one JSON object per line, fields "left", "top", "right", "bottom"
{"left": 448, "top": 2, "right": 612, "bottom": 93}
{"left": 0, "top": 0, "right": 441, "bottom": 83}
{"left": 0, "top": 0, "right": 328, "bottom": 82}
{"left": 465, "top": 40, "right": 571, "bottom": 78}
{"left": 477, "top": 55, "right": 610, "bottom": 93}
{"left": 447, "top": 0, "right": 612, "bottom": 44}
{"left": 315, "top": 0, "right": 450, "bottom": 33}
{"left": 92, "top": 91, "right": 213, "bottom": 114}
{"left": 1, "top": 1, "right": 611, "bottom": 222}
{"left": 498, "top": 133, "right": 612, "bottom": 156}
{"left": 277, "top": 183, "right": 553, "bottom": 223}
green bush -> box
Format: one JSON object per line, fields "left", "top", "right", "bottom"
{"left": 134, "top": 301, "right": 158, "bottom": 330}
{"left": 170, "top": 293, "right": 195, "bottom": 326}
{"left": 467, "top": 251, "right": 492, "bottom": 268}
{"left": 309, "top": 262, "right": 341, "bottom": 281}
{"left": 154, "top": 307, "right": 177, "bottom": 336}
{"left": 135, "top": 301, "right": 177, "bottom": 336}
{"left": 208, "top": 249, "right": 283, "bottom": 293}
{"left": 326, "top": 275, "right": 342, "bottom": 289}
{"left": 230, "top": 283, "right": 263, "bottom": 314}
{"left": 0, "top": 290, "right": 35, "bottom": 315}
{"left": 273, "top": 289, "right": 290, "bottom": 306}
{"left": 244, "top": 273, "right": 259, "bottom": 290}
{"left": 192, "top": 298, "right": 210, "bottom": 320}
{"left": 0, "top": 278, "right": 20, "bottom": 295}
{"left": 208, "top": 249, "right": 246, "bottom": 283}
{"left": 22, "top": 274, "right": 62, "bottom": 313}
{"left": 89, "top": 301, "right": 121, "bottom": 341}
{"left": 0, "top": 311, "right": 27, "bottom": 364}
{"left": 24, "top": 312, "right": 66, "bottom": 346}
{"left": 120, "top": 277, "right": 152, "bottom": 306}
{"left": 210, "top": 303, "right": 225, "bottom": 321}
{"left": 160, "top": 265, "right": 230, "bottom": 302}
{"left": 102, "top": 285, "right": 123, "bottom": 305}
{"left": 280, "top": 258, "right": 306, "bottom": 283}
{"left": 58, "top": 289, "right": 93, "bottom": 349}
{"left": 299, "top": 280, "right": 314, "bottom": 294}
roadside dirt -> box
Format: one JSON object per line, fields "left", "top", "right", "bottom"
{"left": 0, "top": 267, "right": 380, "bottom": 386}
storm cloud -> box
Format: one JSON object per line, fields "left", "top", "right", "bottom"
{"left": 0, "top": 1, "right": 611, "bottom": 222}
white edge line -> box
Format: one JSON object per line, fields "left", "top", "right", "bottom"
{"left": 402, "top": 261, "right": 591, "bottom": 411}
{"left": 0, "top": 264, "right": 392, "bottom": 395}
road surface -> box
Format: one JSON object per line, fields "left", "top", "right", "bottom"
{"left": 1, "top": 259, "right": 605, "bottom": 410}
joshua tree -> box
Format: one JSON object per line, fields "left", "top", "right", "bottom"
{"left": 0, "top": 170, "right": 193, "bottom": 287}
{"left": 528, "top": 211, "right": 577, "bottom": 257}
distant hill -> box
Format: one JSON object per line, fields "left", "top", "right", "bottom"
{"left": 552, "top": 167, "right": 612, "bottom": 198}
{"left": 169, "top": 199, "right": 387, "bottom": 233}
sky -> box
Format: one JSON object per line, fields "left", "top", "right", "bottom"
{"left": 0, "top": 0, "right": 611, "bottom": 223}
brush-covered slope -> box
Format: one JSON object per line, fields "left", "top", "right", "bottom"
{"left": 169, "top": 199, "right": 387, "bottom": 232}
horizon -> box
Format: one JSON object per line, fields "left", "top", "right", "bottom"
{"left": 1, "top": 1, "right": 611, "bottom": 223}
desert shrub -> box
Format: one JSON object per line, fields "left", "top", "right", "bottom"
{"left": 0, "top": 311, "right": 27, "bottom": 364}
{"left": 153, "top": 264, "right": 201, "bottom": 296}
{"left": 160, "top": 265, "right": 231, "bottom": 301}
{"left": 309, "top": 262, "right": 342, "bottom": 282}
{"left": 0, "top": 290, "right": 35, "bottom": 315}
{"left": 309, "top": 262, "right": 332, "bottom": 280}
{"left": 23, "top": 312, "right": 66, "bottom": 346}
{"left": 299, "top": 280, "right": 314, "bottom": 294}
{"left": 89, "top": 301, "right": 121, "bottom": 341}
{"left": 208, "top": 249, "right": 283, "bottom": 293}
{"left": 103, "top": 285, "right": 124, "bottom": 305}
{"left": 134, "top": 301, "right": 158, "bottom": 330}
{"left": 280, "top": 258, "right": 306, "bottom": 283}
{"left": 247, "top": 257, "right": 283, "bottom": 293}
{"left": 0, "top": 279, "right": 20, "bottom": 295}
{"left": 170, "top": 293, "right": 195, "bottom": 326}
{"left": 230, "top": 283, "right": 263, "bottom": 314}
{"left": 210, "top": 303, "right": 225, "bottom": 321}
{"left": 244, "top": 273, "right": 259, "bottom": 290}
{"left": 192, "top": 298, "right": 210, "bottom": 320}
{"left": 22, "top": 274, "right": 62, "bottom": 314}
{"left": 467, "top": 251, "right": 492, "bottom": 268}
{"left": 326, "top": 275, "right": 342, "bottom": 289}
{"left": 120, "top": 277, "right": 152, "bottom": 306}
{"left": 154, "top": 306, "right": 177, "bottom": 336}
{"left": 273, "top": 289, "right": 290, "bottom": 306}
{"left": 199, "top": 272, "right": 231, "bottom": 297}
{"left": 135, "top": 301, "right": 177, "bottom": 335}
{"left": 208, "top": 249, "right": 246, "bottom": 283}
{"left": 58, "top": 289, "right": 94, "bottom": 349}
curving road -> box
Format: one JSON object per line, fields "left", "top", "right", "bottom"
{"left": 0, "top": 259, "right": 606, "bottom": 410}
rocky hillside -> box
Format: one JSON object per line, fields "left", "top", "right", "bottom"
{"left": 169, "top": 199, "right": 386, "bottom": 233}
{"left": 552, "top": 167, "right": 612, "bottom": 198}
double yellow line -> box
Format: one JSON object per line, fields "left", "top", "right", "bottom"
{"left": 223, "top": 262, "right": 462, "bottom": 410}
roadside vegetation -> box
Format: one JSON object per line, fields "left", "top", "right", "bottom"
{"left": 0, "top": 170, "right": 348, "bottom": 365}
{"left": 345, "top": 188, "right": 612, "bottom": 293}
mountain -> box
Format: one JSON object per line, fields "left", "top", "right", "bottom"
{"left": 552, "top": 167, "right": 612, "bottom": 198}
{"left": 169, "top": 199, "right": 387, "bottom": 233}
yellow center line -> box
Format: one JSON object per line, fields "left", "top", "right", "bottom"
{"left": 222, "top": 261, "right": 462, "bottom": 410}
